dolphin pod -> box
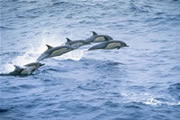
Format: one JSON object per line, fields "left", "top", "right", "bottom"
{"left": 0, "top": 31, "right": 129, "bottom": 77}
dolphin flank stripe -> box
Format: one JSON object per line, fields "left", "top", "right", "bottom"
{"left": 88, "top": 40, "right": 129, "bottom": 50}
{"left": 50, "top": 48, "right": 68, "bottom": 57}
{"left": 94, "top": 37, "right": 106, "bottom": 42}
{"left": 106, "top": 43, "right": 121, "bottom": 49}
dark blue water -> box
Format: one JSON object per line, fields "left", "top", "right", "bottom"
{"left": 0, "top": 0, "right": 180, "bottom": 120}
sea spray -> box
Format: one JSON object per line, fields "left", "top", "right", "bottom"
{"left": 0, "top": 35, "right": 64, "bottom": 72}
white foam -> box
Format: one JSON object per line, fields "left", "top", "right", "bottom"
{"left": 144, "top": 97, "right": 180, "bottom": 106}
{"left": 1, "top": 34, "right": 87, "bottom": 73}
{"left": 1, "top": 34, "right": 64, "bottom": 72}
{"left": 0, "top": 63, "right": 15, "bottom": 73}
{"left": 121, "top": 91, "right": 180, "bottom": 106}
{"left": 144, "top": 97, "right": 163, "bottom": 106}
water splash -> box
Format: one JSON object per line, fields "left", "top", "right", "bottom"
{"left": 0, "top": 34, "right": 88, "bottom": 73}
{"left": 1, "top": 34, "right": 65, "bottom": 72}
{"left": 0, "top": 63, "right": 15, "bottom": 73}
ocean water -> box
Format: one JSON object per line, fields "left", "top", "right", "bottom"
{"left": 0, "top": 0, "right": 180, "bottom": 120}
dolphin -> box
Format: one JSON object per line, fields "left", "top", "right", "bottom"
{"left": 65, "top": 38, "right": 89, "bottom": 48}
{"left": 37, "top": 44, "right": 75, "bottom": 61}
{"left": 0, "top": 62, "right": 44, "bottom": 76}
{"left": 88, "top": 40, "right": 129, "bottom": 50}
{"left": 86, "top": 31, "right": 113, "bottom": 43}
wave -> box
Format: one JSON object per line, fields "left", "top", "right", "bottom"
{"left": 168, "top": 83, "right": 180, "bottom": 100}
{"left": 0, "top": 26, "right": 15, "bottom": 30}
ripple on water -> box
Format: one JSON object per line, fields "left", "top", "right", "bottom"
{"left": 168, "top": 83, "right": 180, "bottom": 100}
{"left": 1, "top": 0, "right": 180, "bottom": 120}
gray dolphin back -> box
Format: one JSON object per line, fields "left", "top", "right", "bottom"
{"left": 86, "top": 31, "right": 113, "bottom": 43}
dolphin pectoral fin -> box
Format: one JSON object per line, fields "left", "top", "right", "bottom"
{"left": 46, "top": 44, "right": 53, "bottom": 49}
{"left": 66, "top": 38, "right": 72, "bottom": 42}
{"left": 92, "top": 31, "right": 98, "bottom": 36}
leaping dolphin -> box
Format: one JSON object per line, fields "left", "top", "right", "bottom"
{"left": 88, "top": 40, "right": 129, "bottom": 50}
{"left": 0, "top": 62, "right": 44, "bottom": 76}
{"left": 37, "top": 44, "right": 75, "bottom": 61}
{"left": 65, "top": 38, "right": 89, "bottom": 48}
{"left": 86, "top": 31, "right": 113, "bottom": 43}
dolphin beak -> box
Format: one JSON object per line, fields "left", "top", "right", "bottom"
{"left": 126, "top": 45, "right": 129, "bottom": 47}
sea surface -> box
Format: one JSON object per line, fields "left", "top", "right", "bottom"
{"left": 0, "top": 0, "right": 180, "bottom": 120}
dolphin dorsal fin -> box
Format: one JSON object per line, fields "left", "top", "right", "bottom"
{"left": 14, "top": 65, "right": 22, "bottom": 71}
{"left": 46, "top": 44, "right": 53, "bottom": 49}
{"left": 66, "top": 38, "right": 72, "bottom": 42}
{"left": 92, "top": 31, "right": 98, "bottom": 36}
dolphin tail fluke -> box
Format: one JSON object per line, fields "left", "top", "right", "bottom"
{"left": 88, "top": 46, "right": 98, "bottom": 51}
{"left": 88, "top": 48, "right": 93, "bottom": 51}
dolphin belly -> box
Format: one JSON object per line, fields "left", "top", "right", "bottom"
{"left": 50, "top": 48, "right": 69, "bottom": 57}
{"left": 71, "top": 42, "right": 84, "bottom": 48}
{"left": 21, "top": 66, "right": 35, "bottom": 75}
{"left": 106, "top": 43, "right": 121, "bottom": 49}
